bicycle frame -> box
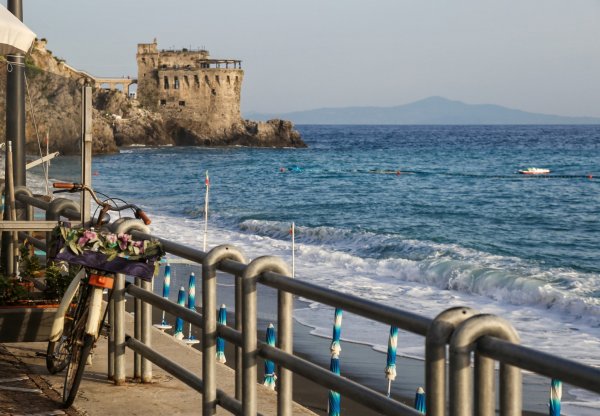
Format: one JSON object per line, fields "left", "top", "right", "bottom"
{"left": 49, "top": 268, "right": 114, "bottom": 342}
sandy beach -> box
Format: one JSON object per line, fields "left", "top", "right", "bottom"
{"left": 151, "top": 263, "right": 554, "bottom": 415}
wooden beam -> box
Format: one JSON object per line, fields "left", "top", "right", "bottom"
{"left": 0, "top": 220, "right": 58, "bottom": 231}
{"left": 25, "top": 152, "right": 59, "bottom": 170}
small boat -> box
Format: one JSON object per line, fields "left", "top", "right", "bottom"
{"left": 518, "top": 167, "right": 550, "bottom": 175}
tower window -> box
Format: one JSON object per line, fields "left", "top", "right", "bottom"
{"left": 164, "top": 76, "right": 169, "bottom": 89}
{"left": 160, "top": 99, "right": 166, "bottom": 106}
{"left": 179, "top": 101, "right": 186, "bottom": 106}
{"left": 194, "top": 75, "right": 200, "bottom": 86}
{"left": 174, "top": 76, "right": 180, "bottom": 89}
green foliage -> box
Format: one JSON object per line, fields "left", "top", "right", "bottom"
{"left": 19, "top": 241, "right": 41, "bottom": 278}
{"left": 0, "top": 275, "right": 28, "bottom": 304}
{"left": 44, "top": 262, "right": 78, "bottom": 299}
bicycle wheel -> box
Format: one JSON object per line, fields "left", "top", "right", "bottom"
{"left": 62, "top": 284, "right": 92, "bottom": 408}
{"left": 62, "top": 333, "right": 94, "bottom": 408}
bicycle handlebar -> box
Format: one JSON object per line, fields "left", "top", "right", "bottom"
{"left": 53, "top": 182, "right": 77, "bottom": 189}
{"left": 52, "top": 182, "right": 151, "bottom": 226}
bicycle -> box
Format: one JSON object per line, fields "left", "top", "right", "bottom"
{"left": 45, "top": 182, "right": 164, "bottom": 407}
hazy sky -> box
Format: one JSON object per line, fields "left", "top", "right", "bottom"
{"left": 5, "top": 0, "right": 600, "bottom": 116}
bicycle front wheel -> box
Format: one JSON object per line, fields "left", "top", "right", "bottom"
{"left": 46, "top": 336, "right": 70, "bottom": 374}
{"left": 63, "top": 333, "right": 94, "bottom": 408}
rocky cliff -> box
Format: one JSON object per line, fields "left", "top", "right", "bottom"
{"left": 0, "top": 41, "right": 306, "bottom": 155}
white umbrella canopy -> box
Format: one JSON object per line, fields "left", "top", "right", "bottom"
{"left": 0, "top": 4, "right": 36, "bottom": 55}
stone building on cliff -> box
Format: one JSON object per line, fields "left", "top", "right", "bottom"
{"left": 136, "top": 39, "right": 243, "bottom": 131}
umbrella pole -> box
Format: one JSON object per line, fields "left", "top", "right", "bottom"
{"left": 387, "top": 380, "right": 392, "bottom": 398}
{"left": 203, "top": 170, "right": 209, "bottom": 251}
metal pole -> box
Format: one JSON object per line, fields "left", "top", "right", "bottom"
{"left": 425, "top": 307, "right": 477, "bottom": 416}
{"left": 108, "top": 294, "right": 115, "bottom": 380}
{"left": 202, "top": 245, "right": 246, "bottom": 415}
{"left": 5, "top": 142, "right": 18, "bottom": 275}
{"left": 6, "top": 0, "right": 26, "bottom": 189}
{"left": 134, "top": 277, "right": 142, "bottom": 379}
{"left": 80, "top": 85, "right": 92, "bottom": 227}
{"left": 242, "top": 256, "right": 292, "bottom": 416}
{"left": 141, "top": 279, "right": 152, "bottom": 383}
{"left": 235, "top": 274, "right": 242, "bottom": 400}
{"left": 449, "top": 314, "right": 521, "bottom": 416}
{"left": 114, "top": 273, "right": 126, "bottom": 385}
{"left": 276, "top": 266, "right": 293, "bottom": 416}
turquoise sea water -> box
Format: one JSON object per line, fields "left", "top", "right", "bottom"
{"left": 46, "top": 124, "right": 600, "bottom": 411}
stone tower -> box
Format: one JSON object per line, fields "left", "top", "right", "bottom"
{"left": 136, "top": 39, "right": 244, "bottom": 130}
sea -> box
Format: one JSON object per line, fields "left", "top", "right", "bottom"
{"left": 31, "top": 124, "right": 600, "bottom": 412}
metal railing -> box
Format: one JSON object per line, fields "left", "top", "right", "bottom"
{"left": 10, "top": 193, "right": 600, "bottom": 416}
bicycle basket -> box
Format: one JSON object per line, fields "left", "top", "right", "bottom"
{"left": 48, "top": 224, "right": 165, "bottom": 281}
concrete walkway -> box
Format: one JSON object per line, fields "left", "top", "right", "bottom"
{"left": 0, "top": 313, "right": 317, "bottom": 416}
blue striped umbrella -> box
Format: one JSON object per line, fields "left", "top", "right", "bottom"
{"left": 263, "top": 323, "right": 277, "bottom": 390}
{"left": 328, "top": 357, "right": 341, "bottom": 416}
{"left": 549, "top": 378, "right": 562, "bottom": 416}
{"left": 330, "top": 308, "right": 343, "bottom": 358}
{"left": 160, "top": 263, "right": 171, "bottom": 326}
{"left": 385, "top": 326, "right": 399, "bottom": 397}
{"left": 185, "top": 272, "right": 199, "bottom": 344}
{"left": 173, "top": 286, "right": 186, "bottom": 340}
{"left": 414, "top": 387, "right": 426, "bottom": 414}
{"left": 216, "top": 304, "right": 227, "bottom": 363}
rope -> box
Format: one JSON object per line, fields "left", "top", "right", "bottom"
{"left": 24, "top": 73, "right": 51, "bottom": 195}
{"left": 364, "top": 169, "right": 594, "bottom": 180}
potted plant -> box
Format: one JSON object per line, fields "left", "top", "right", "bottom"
{"left": 0, "top": 240, "right": 73, "bottom": 342}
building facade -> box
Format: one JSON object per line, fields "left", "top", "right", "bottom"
{"left": 136, "top": 39, "right": 244, "bottom": 128}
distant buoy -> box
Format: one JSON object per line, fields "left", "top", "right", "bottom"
{"left": 588, "top": 174, "right": 593, "bottom": 179}
{"left": 396, "top": 170, "right": 401, "bottom": 176}
{"left": 93, "top": 171, "right": 99, "bottom": 176}
{"left": 279, "top": 167, "right": 286, "bottom": 173}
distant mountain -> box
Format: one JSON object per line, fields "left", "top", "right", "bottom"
{"left": 244, "top": 96, "right": 600, "bottom": 125}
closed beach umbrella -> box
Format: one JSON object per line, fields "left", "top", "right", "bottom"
{"left": 414, "top": 387, "right": 426, "bottom": 414}
{"left": 549, "top": 378, "right": 561, "bottom": 416}
{"left": 330, "top": 308, "right": 343, "bottom": 357}
{"left": 328, "top": 309, "right": 343, "bottom": 416}
{"left": 263, "top": 323, "right": 277, "bottom": 390}
{"left": 173, "top": 286, "right": 186, "bottom": 340}
{"left": 328, "top": 357, "right": 341, "bottom": 416}
{"left": 216, "top": 304, "right": 227, "bottom": 363}
{"left": 385, "top": 326, "right": 399, "bottom": 397}
{"left": 185, "top": 272, "right": 199, "bottom": 344}
{"left": 158, "top": 263, "right": 171, "bottom": 328}
{"left": 0, "top": 5, "right": 36, "bottom": 55}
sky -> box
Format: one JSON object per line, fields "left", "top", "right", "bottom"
{"left": 4, "top": 0, "right": 600, "bottom": 116}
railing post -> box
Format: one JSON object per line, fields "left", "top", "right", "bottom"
{"left": 235, "top": 274, "right": 242, "bottom": 400}
{"left": 141, "top": 279, "right": 152, "bottom": 382}
{"left": 134, "top": 277, "right": 142, "bottom": 379}
{"left": 242, "top": 256, "right": 292, "bottom": 416}
{"left": 111, "top": 219, "right": 151, "bottom": 385}
{"left": 425, "top": 306, "right": 478, "bottom": 416}
{"left": 113, "top": 272, "right": 126, "bottom": 385}
{"left": 449, "top": 314, "right": 521, "bottom": 416}
{"left": 202, "top": 245, "right": 246, "bottom": 416}
{"left": 108, "top": 293, "right": 115, "bottom": 380}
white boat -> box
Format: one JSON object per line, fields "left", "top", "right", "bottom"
{"left": 518, "top": 167, "right": 550, "bottom": 175}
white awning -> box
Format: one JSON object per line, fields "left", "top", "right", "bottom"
{"left": 0, "top": 5, "right": 36, "bottom": 56}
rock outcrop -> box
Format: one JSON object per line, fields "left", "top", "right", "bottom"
{"left": 0, "top": 40, "right": 306, "bottom": 155}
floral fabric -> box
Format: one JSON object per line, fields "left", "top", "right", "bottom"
{"left": 48, "top": 225, "right": 165, "bottom": 281}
